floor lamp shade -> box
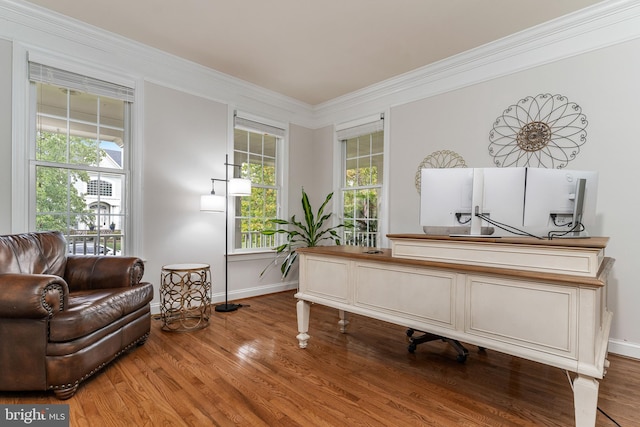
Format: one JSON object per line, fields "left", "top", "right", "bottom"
{"left": 228, "top": 178, "right": 252, "bottom": 196}
{"left": 200, "top": 194, "right": 225, "bottom": 212}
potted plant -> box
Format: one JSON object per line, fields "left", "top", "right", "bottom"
{"left": 261, "top": 188, "right": 351, "bottom": 278}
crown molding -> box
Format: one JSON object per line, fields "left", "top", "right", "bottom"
{"left": 312, "top": 0, "right": 640, "bottom": 128}
{"left": 2, "top": 0, "right": 640, "bottom": 130}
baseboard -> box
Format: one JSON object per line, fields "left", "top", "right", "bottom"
{"left": 213, "top": 281, "right": 299, "bottom": 305}
{"left": 608, "top": 338, "right": 640, "bottom": 360}
{"left": 150, "top": 281, "right": 298, "bottom": 315}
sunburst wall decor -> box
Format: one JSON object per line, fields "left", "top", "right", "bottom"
{"left": 488, "top": 93, "right": 588, "bottom": 168}
{"left": 415, "top": 150, "right": 467, "bottom": 193}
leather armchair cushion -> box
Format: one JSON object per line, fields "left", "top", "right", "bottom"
{"left": 0, "top": 231, "right": 67, "bottom": 276}
{"left": 49, "top": 283, "right": 153, "bottom": 342}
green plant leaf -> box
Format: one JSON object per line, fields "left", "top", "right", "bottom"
{"left": 260, "top": 188, "right": 349, "bottom": 278}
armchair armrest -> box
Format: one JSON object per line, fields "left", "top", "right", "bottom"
{"left": 64, "top": 256, "right": 146, "bottom": 291}
{"left": 0, "top": 274, "right": 68, "bottom": 318}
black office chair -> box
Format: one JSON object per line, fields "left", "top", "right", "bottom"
{"left": 406, "top": 329, "right": 470, "bottom": 363}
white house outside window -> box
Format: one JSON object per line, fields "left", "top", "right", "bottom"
{"left": 233, "top": 113, "right": 285, "bottom": 251}
{"left": 338, "top": 115, "right": 384, "bottom": 248}
{"left": 29, "top": 62, "right": 132, "bottom": 255}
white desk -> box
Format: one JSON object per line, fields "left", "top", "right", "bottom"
{"left": 295, "top": 235, "right": 613, "bottom": 427}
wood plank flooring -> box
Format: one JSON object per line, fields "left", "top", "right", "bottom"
{"left": 1, "top": 290, "right": 639, "bottom": 426}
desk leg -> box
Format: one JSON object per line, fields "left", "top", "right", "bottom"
{"left": 296, "top": 300, "right": 311, "bottom": 349}
{"left": 338, "top": 310, "right": 349, "bottom": 333}
{"left": 573, "top": 374, "right": 599, "bottom": 427}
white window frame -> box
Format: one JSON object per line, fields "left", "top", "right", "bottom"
{"left": 230, "top": 109, "right": 288, "bottom": 254}
{"left": 334, "top": 111, "right": 390, "bottom": 248}
{"left": 11, "top": 46, "right": 143, "bottom": 254}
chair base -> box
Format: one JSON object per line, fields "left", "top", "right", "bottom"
{"left": 406, "top": 328, "right": 470, "bottom": 363}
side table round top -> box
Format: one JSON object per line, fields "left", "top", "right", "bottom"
{"left": 162, "top": 263, "right": 209, "bottom": 271}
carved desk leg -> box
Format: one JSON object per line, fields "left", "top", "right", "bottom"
{"left": 338, "top": 310, "right": 349, "bottom": 333}
{"left": 573, "top": 374, "right": 599, "bottom": 427}
{"left": 296, "top": 299, "right": 311, "bottom": 348}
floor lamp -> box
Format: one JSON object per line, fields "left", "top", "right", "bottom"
{"left": 200, "top": 154, "right": 251, "bottom": 312}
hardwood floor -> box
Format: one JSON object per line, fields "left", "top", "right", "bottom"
{"left": 2, "top": 290, "right": 639, "bottom": 426}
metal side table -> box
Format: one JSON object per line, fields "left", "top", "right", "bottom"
{"left": 160, "top": 263, "right": 211, "bottom": 331}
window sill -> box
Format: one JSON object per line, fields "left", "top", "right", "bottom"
{"left": 227, "top": 250, "right": 276, "bottom": 262}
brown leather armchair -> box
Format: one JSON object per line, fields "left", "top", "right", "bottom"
{"left": 0, "top": 231, "right": 154, "bottom": 399}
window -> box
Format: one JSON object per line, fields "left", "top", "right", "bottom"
{"left": 338, "top": 115, "right": 384, "bottom": 247}
{"left": 87, "top": 179, "right": 113, "bottom": 197}
{"left": 29, "top": 62, "right": 133, "bottom": 255}
{"left": 233, "top": 114, "right": 285, "bottom": 251}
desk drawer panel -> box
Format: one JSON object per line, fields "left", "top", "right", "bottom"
{"left": 302, "top": 256, "right": 350, "bottom": 303}
{"left": 354, "top": 263, "right": 456, "bottom": 328}
{"left": 466, "top": 275, "right": 577, "bottom": 358}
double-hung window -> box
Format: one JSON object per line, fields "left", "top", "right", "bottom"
{"left": 338, "top": 115, "right": 384, "bottom": 247}
{"left": 29, "top": 62, "right": 133, "bottom": 255}
{"left": 233, "top": 113, "right": 285, "bottom": 251}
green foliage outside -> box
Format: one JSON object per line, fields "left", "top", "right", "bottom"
{"left": 238, "top": 163, "right": 277, "bottom": 235}
{"left": 343, "top": 166, "right": 378, "bottom": 227}
{"left": 342, "top": 163, "right": 379, "bottom": 247}
{"left": 35, "top": 131, "right": 105, "bottom": 232}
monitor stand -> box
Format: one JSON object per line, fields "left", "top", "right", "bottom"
{"left": 450, "top": 207, "right": 496, "bottom": 237}
{"left": 449, "top": 226, "right": 496, "bottom": 238}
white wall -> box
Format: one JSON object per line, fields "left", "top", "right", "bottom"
{"left": 142, "top": 82, "right": 226, "bottom": 305}
{"left": 0, "top": 39, "right": 11, "bottom": 233}
{"left": 389, "top": 39, "right": 640, "bottom": 356}
{"left": 288, "top": 124, "right": 336, "bottom": 212}
{"left": 141, "top": 83, "right": 301, "bottom": 308}
{"left": 288, "top": 123, "right": 315, "bottom": 217}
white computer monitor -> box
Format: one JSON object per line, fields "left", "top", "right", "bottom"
{"left": 523, "top": 168, "right": 598, "bottom": 237}
{"left": 479, "top": 167, "right": 527, "bottom": 236}
{"left": 420, "top": 168, "right": 474, "bottom": 234}
{"left": 420, "top": 167, "right": 526, "bottom": 236}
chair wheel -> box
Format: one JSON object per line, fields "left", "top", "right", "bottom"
{"left": 406, "top": 329, "right": 415, "bottom": 337}
{"left": 407, "top": 342, "right": 417, "bottom": 353}
{"left": 456, "top": 353, "right": 467, "bottom": 363}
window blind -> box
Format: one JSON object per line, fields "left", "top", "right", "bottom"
{"left": 235, "top": 115, "right": 286, "bottom": 138}
{"left": 29, "top": 62, "right": 135, "bottom": 102}
{"left": 336, "top": 114, "right": 384, "bottom": 141}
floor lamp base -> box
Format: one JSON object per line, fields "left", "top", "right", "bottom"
{"left": 215, "top": 302, "right": 241, "bottom": 313}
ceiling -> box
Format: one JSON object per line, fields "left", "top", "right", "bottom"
{"left": 23, "top": 0, "right": 604, "bottom": 105}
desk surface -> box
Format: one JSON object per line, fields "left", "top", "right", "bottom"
{"left": 386, "top": 234, "right": 609, "bottom": 249}
{"left": 296, "top": 244, "right": 613, "bottom": 288}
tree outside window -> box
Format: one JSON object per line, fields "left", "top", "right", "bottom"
{"left": 35, "top": 131, "right": 105, "bottom": 232}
